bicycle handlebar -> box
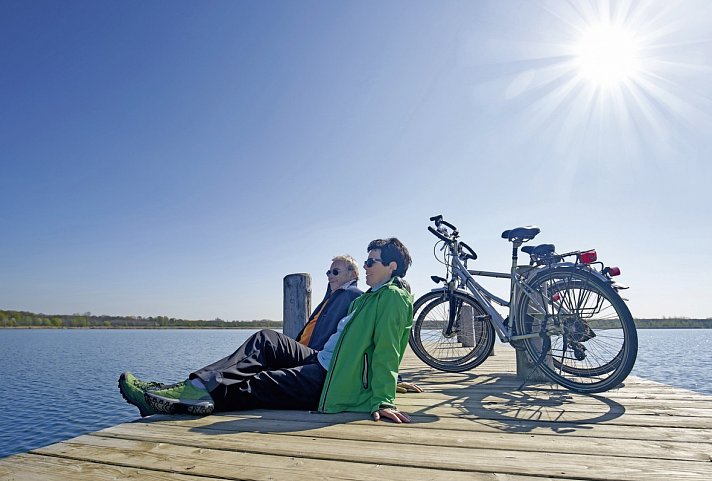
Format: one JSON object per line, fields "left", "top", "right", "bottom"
{"left": 459, "top": 241, "right": 478, "bottom": 261}
{"left": 429, "top": 214, "right": 458, "bottom": 233}
{"left": 428, "top": 225, "right": 451, "bottom": 242}
{"left": 428, "top": 218, "right": 478, "bottom": 261}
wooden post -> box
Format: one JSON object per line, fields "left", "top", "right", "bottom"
{"left": 456, "top": 306, "right": 495, "bottom": 355}
{"left": 457, "top": 304, "right": 475, "bottom": 347}
{"left": 514, "top": 342, "right": 550, "bottom": 382}
{"left": 283, "top": 273, "right": 311, "bottom": 339}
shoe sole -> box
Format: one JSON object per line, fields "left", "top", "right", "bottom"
{"left": 118, "top": 372, "right": 156, "bottom": 417}
{"left": 144, "top": 392, "right": 214, "bottom": 416}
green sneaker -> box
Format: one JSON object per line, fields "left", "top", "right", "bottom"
{"left": 118, "top": 372, "right": 168, "bottom": 417}
{"left": 144, "top": 380, "right": 214, "bottom": 416}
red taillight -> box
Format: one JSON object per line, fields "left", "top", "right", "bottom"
{"left": 551, "top": 293, "right": 561, "bottom": 302}
{"left": 579, "top": 250, "right": 597, "bottom": 264}
{"left": 607, "top": 266, "right": 621, "bottom": 276}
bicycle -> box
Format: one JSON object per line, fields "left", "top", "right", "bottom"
{"left": 409, "top": 215, "right": 638, "bottom": 393}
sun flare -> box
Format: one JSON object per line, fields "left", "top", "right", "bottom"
{"left": 575, "top": 23, "right": 641, "bottom": 86}
{"left": 499, "top": 0, "right": 712, "bottom": 157}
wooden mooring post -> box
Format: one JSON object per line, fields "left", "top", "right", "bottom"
{"left": 282, "top": 273, "right": 311, "bottom": 338}
{"left": 515, "top": 345, "right": 549, "bottom": 382}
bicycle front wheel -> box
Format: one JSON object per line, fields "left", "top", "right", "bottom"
{"left": 514, "top": 267, "right": 638, "bottom": 393}
{"left": 410, "top": 290, "right": 495, "bottom": 372}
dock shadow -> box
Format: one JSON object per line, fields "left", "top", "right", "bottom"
{"left": 402, "top": 368, "right": 627, "bottom": 434}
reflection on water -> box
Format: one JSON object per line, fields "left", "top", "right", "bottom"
{"left": 0, "top": 328, "right": 709, "bottom": 459}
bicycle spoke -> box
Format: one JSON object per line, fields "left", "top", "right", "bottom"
{"left": 410, "top": 291, "right": 495, "bottom": 372}
{"left": 515, "top": 267, "right": 637, "bottom": 393}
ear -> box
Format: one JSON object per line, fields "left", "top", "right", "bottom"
{"left": 388, "top": 261, "right": 398, "bottom": 274}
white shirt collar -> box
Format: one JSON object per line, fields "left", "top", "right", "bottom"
{"left": 335, "top": 279, "right": 357, "bottom": 291}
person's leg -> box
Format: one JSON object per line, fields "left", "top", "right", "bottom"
{"left": 145, "top": 329, "right": 320, "bottom": 415}
{"left": 118, "top": 372, "right": 170, "bottom": 417}
{"left": 191, "top": 329, "right": 318, "bottom": 393}
{"left": 210, "top": 360, "right": 327, "bottom": 412}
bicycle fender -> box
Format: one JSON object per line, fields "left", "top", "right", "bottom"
{"left": 532, "top": 263, "right": 612, "bottom": 286}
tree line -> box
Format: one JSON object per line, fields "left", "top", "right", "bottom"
{"left": 2, "top": 309, "right": 710, "bottom": 329}
{"left": 634, "top": 318, "right": 712, "bottom": 329}
{"left": 0, "top": 310, "right": 282, "bottom": 329}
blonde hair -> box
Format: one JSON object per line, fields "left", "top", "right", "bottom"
{"left": 332, "top": 255, "right": 359, "bottom": 281}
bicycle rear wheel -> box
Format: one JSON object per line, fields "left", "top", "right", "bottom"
{"left": 514, "top": 267, "right": 637, "bottom": 393}
{"left": 410, "top": 290, "right": 495, "bottom": 372}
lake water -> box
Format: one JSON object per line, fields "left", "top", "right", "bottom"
{"left": 0, "top": 328, "right": 710, "bottom": 459}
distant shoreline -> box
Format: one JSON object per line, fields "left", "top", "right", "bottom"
{"left": 0, "top": 309, "right": 282, "bottom": 329}
{"left": 1, "top": 326, "right": 710, "bottom": 329}
{"left": 0, "top": 325, "right": 282, "bottom": 330}
{"left": 2, "top": 309, "right": 710, "bottom": 330}
{"left": 2, "top": 322, "right": 712, "bottom": 330}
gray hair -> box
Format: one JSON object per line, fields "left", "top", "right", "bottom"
{"left": 332, "top": 255, "right": 359, "bottom": 281}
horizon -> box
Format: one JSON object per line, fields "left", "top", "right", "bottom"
{"left": 2, "top": 1, "right": 711, "bottom": 321}
{"left": 2, "top": 307, "right": 711, "bottom": 324}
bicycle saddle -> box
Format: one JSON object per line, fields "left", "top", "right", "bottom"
{"left": 501, "top": 226, "right": 540, "bottom": 242}
{"left": 522, "top": 244, "right": 555, "bottom": 256}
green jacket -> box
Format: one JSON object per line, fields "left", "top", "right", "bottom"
{"left": 318, "top": 277, "right": 413, "bottom": 414}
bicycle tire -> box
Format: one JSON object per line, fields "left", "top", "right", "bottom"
{"left": 409, "top": 290, "right": 496, "bottom": 372}
{"left": 514, "top": 266, "right": 638, "bottom": 393}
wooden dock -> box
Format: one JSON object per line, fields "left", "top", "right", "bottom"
{"left": 2, "top": 345, "right": 711, "bottom": 480}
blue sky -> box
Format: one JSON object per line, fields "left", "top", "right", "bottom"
{"left": 2, "top": 0, "right": 711, "bottom": 321}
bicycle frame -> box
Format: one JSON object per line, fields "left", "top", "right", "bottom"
{"left": 433, "top": 243, "right": 553, "bottom": 343}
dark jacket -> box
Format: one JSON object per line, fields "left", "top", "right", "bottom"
{"left": 295, "top": 280, "right": 363, "bottom": 351}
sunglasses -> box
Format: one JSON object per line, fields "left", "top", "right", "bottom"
{"left": 364, "top": 258, "right": 384, "bottom": 268}
{"left": 326, "top": 268, "right": 342, "bottom": 276}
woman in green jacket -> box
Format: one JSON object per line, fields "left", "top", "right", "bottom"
{"left": 121, "top": 238, "right": 413, "bottom": 424}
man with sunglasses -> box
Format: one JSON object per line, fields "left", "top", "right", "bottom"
{"left": 120, "top": 238, "right": 413, "bottom": 424}
{"left": 294, "top": 255, "right": 362, "bottom": 351}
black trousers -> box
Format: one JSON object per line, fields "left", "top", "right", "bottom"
{"left": 190, "top": 329, "right": 327, "bottom": 412}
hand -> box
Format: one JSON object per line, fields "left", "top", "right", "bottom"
{"left": 396, "top": 381, "right": 424, "bottom": 393}
{"left": 373, "top": 408, "right": 411, "bottom": 423}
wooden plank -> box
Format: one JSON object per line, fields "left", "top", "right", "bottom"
{"left": 144, "top": 409, "right": 712, "bottom": 444}
{"left": 31, "top": 435, "right": 557, "bottom": 481}
{"left": 101, "top": 415, "right": 712, "bottom": 462}
{"left": 422, "top": 407, "right": 712, "bottom": 429}
{"left": 401, "top": 378, "right": 712, "bottom": 399}
{"left": 53, "top": 423, "right": 712, "bottom": 481}
{"left": 396, "top": 393, "right": 712, "bottom": 417}
{"left": 399, "top": 348, "right": 711, "bottom": 402}
{"left": 0, "top": 453, "right": 219, "bottom": 481}
{"left": 398, "top": 371, "right": 711, "bottom": 399}
{"left": 393, "top": 402, "right": 712, "bottom": 429}
{"left": 400, "top": 386, "right": 712, "bottom": 407}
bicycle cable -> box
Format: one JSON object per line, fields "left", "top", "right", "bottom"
{"left": 433, "top": 240, "right": 452, "bottom": 281}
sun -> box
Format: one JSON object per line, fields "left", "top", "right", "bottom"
{"left": 497, "top": 0, "right": 712, "bottom": 161}
{"left": 574, "top": 22, "right": 641, "bottom": 87}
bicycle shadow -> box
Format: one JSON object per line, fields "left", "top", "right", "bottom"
{"left": 400, "top": 367, "right": 627, "bottom": 434}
